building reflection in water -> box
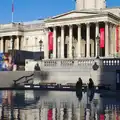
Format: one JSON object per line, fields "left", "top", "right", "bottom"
{"left": 0, "top": 90, "right": 119, "bottom": 119}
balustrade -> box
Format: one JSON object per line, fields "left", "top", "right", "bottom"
{"left": 41, "top": 58, "right": 120, "bottom": 67}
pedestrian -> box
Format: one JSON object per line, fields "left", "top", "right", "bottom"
{"left": 88, "top": 78, "right": 94, "bottom": 90}
{"left": 76, "top": 77, "right": 83, "bottom": 101}
{"left": 76, "top": 77, "right": 83, "bottom": 90}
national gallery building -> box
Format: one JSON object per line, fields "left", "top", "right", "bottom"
{"left": 1, "top": 0, "right": 120, "bottom": 89}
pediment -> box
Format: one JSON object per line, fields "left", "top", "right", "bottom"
{"left": 51, "top": 11, "right": 98, "bottom": 20}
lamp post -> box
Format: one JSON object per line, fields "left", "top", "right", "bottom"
{"left": 39, "top": 40, "right": 43, "bottom": 60}
{"left": 96, "top": 35, "right": 100, "bottom": 59}
{"left": 72, "top": 46, "right": 75, "bottom": 59}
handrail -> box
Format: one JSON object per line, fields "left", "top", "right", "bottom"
{"left": 13, "top": 73, "right": 34, "bottom": 85}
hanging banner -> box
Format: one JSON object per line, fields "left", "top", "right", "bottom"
{"left": 100, "top": 28, "right": 105, "bottom": 48}
{"left": 100, "top": 114, "right": 105, "bottom": 120}
{"left": 48, "top": 32, "right": 53, "bottom": 51}
{"left": 116, "top": 26, "right": 119, "bottom": 52}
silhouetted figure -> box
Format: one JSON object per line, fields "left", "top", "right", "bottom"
{"left": 88, "top": 78, "right": 94, "bottom": 89}
{"left": 34, "top": 63, "right": 41, "bottom": 71}
{"left": 76, "top": 77, "right": 83, "bottom": 101}
{"left": 88, "top": 78, "right": 95, "bottom": 102}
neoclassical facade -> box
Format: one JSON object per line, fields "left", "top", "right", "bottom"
{"left": 0, "top": 0, "right": 120, "bottom": 59}
{"left": 44, "top": 13, "right": 119, "bottom": 59}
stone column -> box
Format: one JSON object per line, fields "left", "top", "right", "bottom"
{"left": 16, "top": 36, "right": 19, "bottom": 50}
{"left": 109, "top": 24, "right": 113, "bottom": 56}
{"left": 95, "top": 22, "right": 99, "bottom": 57}
{"left": 86, "top": 23, "right": 90, "bottom": 57}
{"left": 61, "top": 26, "right": 64, "bottom": 58}
{"left": 0, "top": 37, "right": 3, "bottom": 53}
{"left": 114, "top": 25, "right": 117, "bottom": 56}
{"left": 77, "top": 24, "right": 81, "bottom": 58}
{"left": 53, "top": 27, "right": 57, "bottom": 59}
{"left": 105, "top": 22, "right": 109, "bottom": 57}
{"left": 44, "top": 28, "right": 49, "bottom": 59}
{"left": 69, "top": 25, "right": 73, "bottom": 58}
{"left": 20, "top": 36, "right": 24, "bottom": 50}
{"left": 10, "top": 36, "right": 14, "bottom": 50}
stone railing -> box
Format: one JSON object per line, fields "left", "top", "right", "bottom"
{"left": 42, "top": 58, "right": 120, "bottom": 67}
{"left": 0, "top": 23, "right": 24, "bottom": 31}
{"left": 23, "top": 23, "right": 45, "bottom": 31}
{"left": 0, "top": 23, "right": 45, "bottom": 32}
{"left": 43, "top": 58, "right": 96, "bottom": 67}
{"left": 25, "top": 58, "right": 120, "bottom": 71}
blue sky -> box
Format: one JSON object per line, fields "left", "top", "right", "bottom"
{"left": 0, "top": 0, "right": 120, "bottom": 24}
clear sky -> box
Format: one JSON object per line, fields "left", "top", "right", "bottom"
{"left": 0, "top": 0, "right": 120, "bottom": 24}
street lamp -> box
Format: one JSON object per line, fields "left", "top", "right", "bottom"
{"left": 39, "top": 40, "right": 43, "bottom": 60}
{"left": 96, "top": 35, "right": 100, "bottom": 59}
{"left": 72, "top": 46, "right": 75, "bottom": 59}
{"left": 39, "top": 40, "right": 43, "bottom": 52}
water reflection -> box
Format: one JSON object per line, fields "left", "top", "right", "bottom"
{"left": 0, "top": 90, "right": 120, "bottom": 119}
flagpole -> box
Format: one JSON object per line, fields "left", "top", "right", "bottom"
{"left": 12, "top": 0, "right": 14, "bottom": 23}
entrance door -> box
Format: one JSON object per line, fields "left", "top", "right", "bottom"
{"left": 116, "top": 70, "right": 120, "bottom": 90}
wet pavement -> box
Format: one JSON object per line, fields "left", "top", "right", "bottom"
{"left": 0, "top": 90, "right": 120, "bottom": 120}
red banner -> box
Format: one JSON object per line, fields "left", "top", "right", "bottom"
{"left": 100, "top": 28, "right": 105, "bottom": 48}
{"left": 48, "top": 32, "right": 53, "bottom": 51}
{"left": 100, "top": 114, "right": 105, "bottom": 120}
{"left": 116, "top": 26, "right": 119, "bottom": 52}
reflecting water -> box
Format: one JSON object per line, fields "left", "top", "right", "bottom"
{"left": 0, "top": 90, "right": 120, "bottom": 120}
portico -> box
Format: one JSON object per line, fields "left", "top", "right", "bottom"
{"left": 44, "top": 11, "right": 119, "bottom": 59}
{"left": 0, "top": 35, "right": 23, "bottom": 53}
